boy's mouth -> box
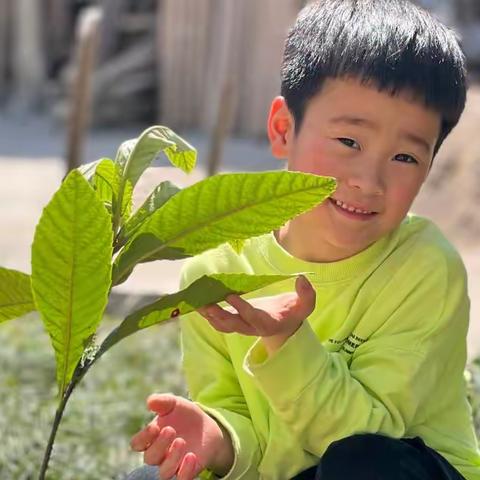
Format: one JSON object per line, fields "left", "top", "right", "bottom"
{"left": 328, "top": 197, "right": 378, "bottom": 216}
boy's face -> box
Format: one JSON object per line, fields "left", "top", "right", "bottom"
{"left": 267, "top": 77, "right": 441, "bottom": 262}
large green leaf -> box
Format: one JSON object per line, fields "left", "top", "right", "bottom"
{"left": 0, "top": 267, "right": 35, "bottom": 323}
{"left": 94, "top": 158, "right": 132, "bottom": 220}
{"left": 112, "top": 171, "right": 336, "bottom": 285}
{"left": 117, "top": 180, "right": 181, "bottom": 246}
{"left": 113, "top": 126, "right": 196, "bottom": 237}
{"left": 77, "top": 159, "right": 103, "bottom": 182}
{"left": 99, "top": 272, "right": 297, "bottom": 355}
{"left": 31, "top": 170, "right": 113, "bottom": 396}
{"left": 115, "top": 126, "right": 197, "bottom": 187}
{"left": 93, "top": 158, "right": 116, "bottom": 213}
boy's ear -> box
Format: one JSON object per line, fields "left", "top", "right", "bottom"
{"left": 267, "top": 96, "right": 295, "bottom": 159}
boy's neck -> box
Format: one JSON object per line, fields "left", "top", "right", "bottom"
{"left": 274, "top": 220, "right": 365, "bottom": 263}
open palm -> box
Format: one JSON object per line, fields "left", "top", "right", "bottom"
{"left": 131, "top": 394, "right": 232, "bottom": 479}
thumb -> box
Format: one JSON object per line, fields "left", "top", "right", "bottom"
{"left": 147, "top": 393, "right": 177, "bottom": 417}
{"left": 295, "top": 275, "right": 316, "bottom": 316}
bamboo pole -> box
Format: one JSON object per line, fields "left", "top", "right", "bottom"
{"left": 205, "top": 0, "right": 237, "bottom": 176}
{"left": 65, "top": 7, "right": 103, "bottom": 174}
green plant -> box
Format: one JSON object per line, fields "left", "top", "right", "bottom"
{"left": 0, "top": 126, "right": 336, "bottom": 479}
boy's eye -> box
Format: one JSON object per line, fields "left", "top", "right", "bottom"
{"left": 338, "top": 138, "right": 360, "bottom": 149}
{"left": 394, "top": 153, "right": 418, "bottom": 164}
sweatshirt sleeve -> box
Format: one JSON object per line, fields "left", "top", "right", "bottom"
{"left": 179, "top": 260, "right": 261, "bottom": 480}
{"left": 243, "top": 248, "right": 469, "bottom": 456}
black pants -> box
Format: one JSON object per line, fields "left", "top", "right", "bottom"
{"left": 292, "top": 434, "right": 466, "bottom": 480}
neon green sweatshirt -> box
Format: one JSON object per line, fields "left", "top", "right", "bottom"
{"left": 179, "top": 214, "right": 480, "bottom": 479}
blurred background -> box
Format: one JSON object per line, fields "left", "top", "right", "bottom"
{"left": 0, "top": 1, "right": 479, "bottom": 478}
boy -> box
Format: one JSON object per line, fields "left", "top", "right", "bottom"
{"left": 129, "top": 0, "right": 480, "bottom": 478}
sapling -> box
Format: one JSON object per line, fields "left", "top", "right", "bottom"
{"left": 0, "top": 126, "right": 336, "bottom": 479}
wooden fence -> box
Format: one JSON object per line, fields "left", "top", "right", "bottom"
{"left": 0, "top": 0, "right": 305, "bottom": 137}
{"left": 1, "top": 0, "right": 479, "bottom": 136}
{"left": 156, "top": 0, "right": 304, "bottom": 136}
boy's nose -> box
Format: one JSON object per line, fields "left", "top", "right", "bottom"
{"left": 345, "top": 171, "right": 384, "bottom": 196}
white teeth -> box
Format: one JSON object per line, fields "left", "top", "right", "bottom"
{"left": 334, "top": 199, "right": 372, "bottom": 215}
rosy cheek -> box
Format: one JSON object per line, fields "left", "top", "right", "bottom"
{"left": 302, "top": 147, "right": 339, "bottom": 177}
{"left": 312, "top": 153, "right": 346, "bottom": 179}
{"left": 390, "top": 186, "right": 419, "bottom": 215}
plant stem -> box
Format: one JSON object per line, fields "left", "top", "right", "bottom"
{"left": 38, "top": 380, "right": 75, "bottom": 480}
{"left": 37, "top": 319, "right": 112, "bottom": 478}
{"left": 37, "top": 355, "right": 96, "bottom": 480}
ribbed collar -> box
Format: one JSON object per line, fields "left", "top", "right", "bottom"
{"left": 259, "top": 228, "right": 398, "bottom": 284}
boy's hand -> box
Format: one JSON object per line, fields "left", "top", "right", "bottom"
{"left": 198, "top": 275, "right": 316, "bottom": 353}
{"left": 130, "top": 394, "right": 234, "bottom": 480}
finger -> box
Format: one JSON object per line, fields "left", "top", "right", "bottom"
{"left": 224, "top": 294, "right": 260, "bottom": 326}
{"left": 197, "top": 303, "right": 237, "bottom": 317}
{"left": 207, "top": 314, "right": 256, "bottom": 335}
{"left": 177, "top": 452, "right": 202, "bottom": 480}
{"left": 147, "top": 393, "right": 177, "bottom": 417}
{"left": 158, "top": 437, "right": 187, "bottom": 479}
{"left": 199, "top": 303, "right": 232, "bottom": 318}
{"left": 225, "top": 294, "right": 280, "bottom": 336}
{"left": 225, "top": 294, "right": 254, "bottom": 316}
{"left": 143, "top": 426, "right": 176, "bottom": 465}
{"left": 202, "top": 304, "right": 257, "bottom": 335}
{"left": 294, "top": 275, "right": 316, "bottom": 317}
{"left": 196, "top": 305, "right": 212, "bottom": 316}
{"left": 130, "top": 421, "right": 160, "bottom": 452}
{"left": 199, "top": 301, "right": 240, "bottom": 318}
{"left": 198, "top": 302, "right": 253, "bottom": 333}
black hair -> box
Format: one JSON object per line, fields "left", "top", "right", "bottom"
{"left": 281, "top": 0, "right": 467, "bottom": 155}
